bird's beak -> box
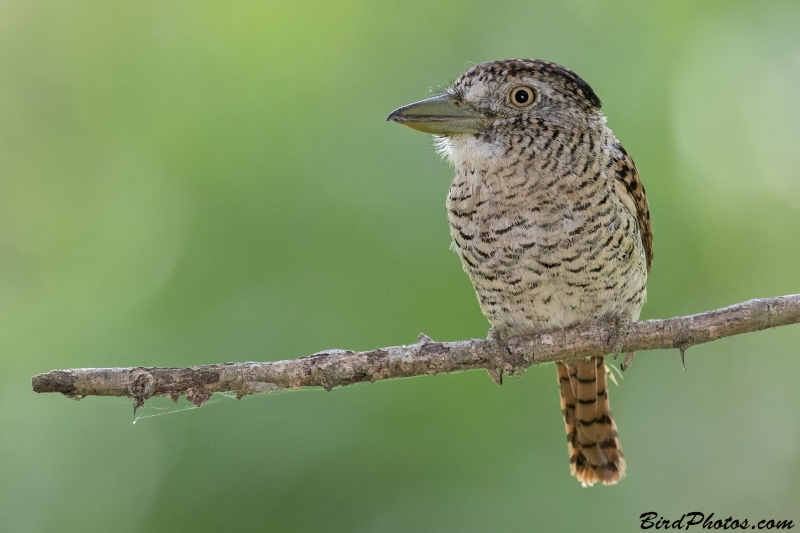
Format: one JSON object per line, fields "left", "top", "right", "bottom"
{"left": 387, "top": 94, "right": 483, "bottom": 135}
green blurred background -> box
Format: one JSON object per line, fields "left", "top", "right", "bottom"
{"left": 2, "top": 0, "right": 799, "bottom": 531}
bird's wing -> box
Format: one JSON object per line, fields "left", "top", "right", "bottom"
{"left": 612, "top": 145, "right": 653, "bottom": 273}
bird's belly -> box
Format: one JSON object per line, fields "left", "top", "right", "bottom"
{"left": 450, "top": 211, "right": 647, "bottom": 336}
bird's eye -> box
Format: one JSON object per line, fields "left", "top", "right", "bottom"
{"left": 509, "top": 86, "right": 536, "bottom": 108}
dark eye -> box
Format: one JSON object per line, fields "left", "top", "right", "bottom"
{"left": 509, "top": 86, "right": 536, "bottom": 108}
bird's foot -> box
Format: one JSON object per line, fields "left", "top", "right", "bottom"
{"left": 486, "top": 327, "right": 509, "bottom": 385}
{"left": 603, "top": 315, "right": 638, "bottom": 371}
{"left": 604, "top": 315, "right": 631, "bottom": 359}
{"left": 486, "top": 327, "right": 525, "bottom": 385}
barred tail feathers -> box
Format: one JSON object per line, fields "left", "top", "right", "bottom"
{"left": 556, "top": 357, "right": 626, "bottom": 486}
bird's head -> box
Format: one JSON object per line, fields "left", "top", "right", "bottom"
{"left": 388, "top": 59, "right": 604, "bottom": 166}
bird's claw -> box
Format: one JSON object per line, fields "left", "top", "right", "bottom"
{"left": 620, "top": 351, "right": 636, "bottom": 371}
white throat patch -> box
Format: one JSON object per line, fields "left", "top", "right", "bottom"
{"left": 435, "top": 134, "right": 502, "bottom": 172}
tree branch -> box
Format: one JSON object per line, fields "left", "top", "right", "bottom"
{"left": 31, "top": 294, "right": 800, "bottom": 410}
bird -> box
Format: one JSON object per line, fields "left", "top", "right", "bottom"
{"left": 387, "top": 59, "right": 652, "bottom": 486}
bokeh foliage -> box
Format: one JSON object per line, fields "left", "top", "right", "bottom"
{"left": 1, "top": 0, "right": 799, "bottom": 531}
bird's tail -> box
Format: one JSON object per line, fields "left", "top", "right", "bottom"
{"left": 556, "top": 356, "right": 626, "bottom": 486}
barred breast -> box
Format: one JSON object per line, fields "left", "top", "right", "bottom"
{"left": 444, "top": 124, "right": 647, "bottom": 336}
